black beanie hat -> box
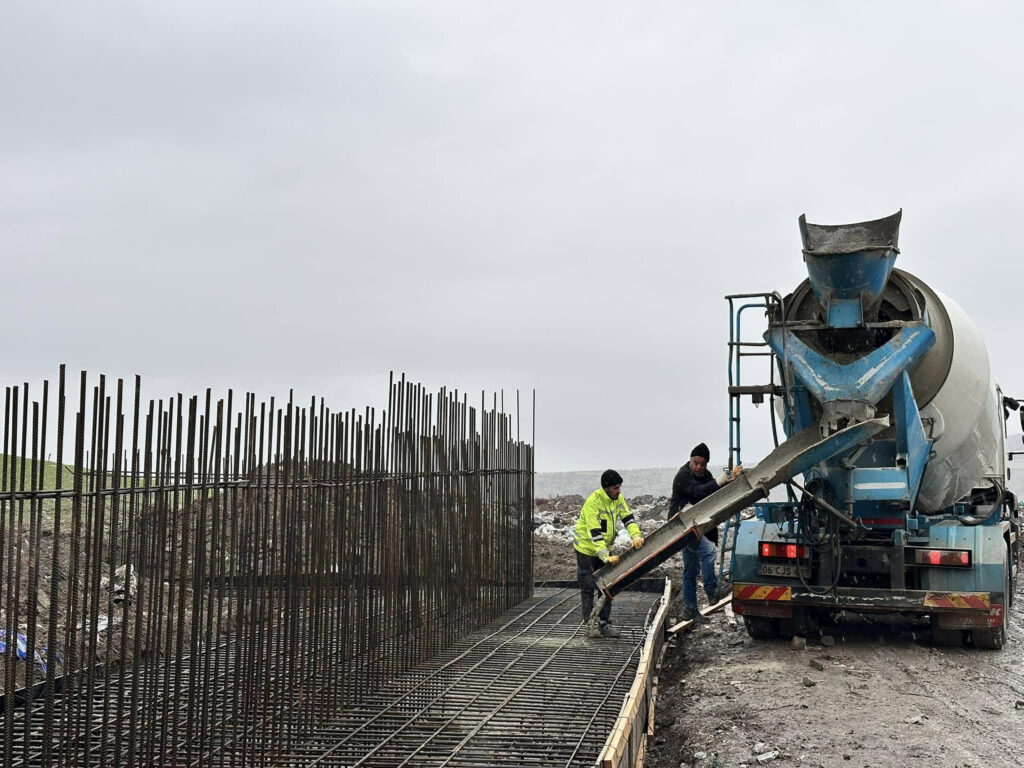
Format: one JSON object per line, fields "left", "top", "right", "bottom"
{"left": 690, "top": 443, "right": 710, "bottom": 461}
{"left": 601, "top": 469, "right": 623, "bottom": 488}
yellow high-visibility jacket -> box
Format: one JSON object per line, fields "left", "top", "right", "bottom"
{"left": 572, "top": 488, "right": 642, "bottom": 562}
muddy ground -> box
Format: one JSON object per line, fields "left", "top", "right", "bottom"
{"left": 648, "top": 586, "right": 1024, "bottom": 768}
{"left": 534, "top": 497, "right": 1024, "bottom": 768}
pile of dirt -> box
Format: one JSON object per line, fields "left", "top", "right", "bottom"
{"left": 533, "top": 494, "right": 672, "bottom": 541}
{"left": 535, "top": 494, "right": 671, "bottom": 524}
{"left": 0, "top": 515, "right": 235, "bottom": 692}
{"left": 534, "top": 495, "right": 586, "bottom": 527}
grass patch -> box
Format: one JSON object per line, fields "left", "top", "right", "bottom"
{"left": 0, "top": 455, "right": 152, "bottom": 528}
{"left": 0, "top": 454, "right": 77, "bottom": 491}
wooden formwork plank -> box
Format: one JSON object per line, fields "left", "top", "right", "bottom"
{"left": 724, "top": 599, "right": 738, "bottom": 630}
{"left": 666, "top": 593, "right": 732, "bottom": 634}
{"left": 598, "top": 578, "right": 672, "bottom": 768}
{"left": 635, "top": 733, "right": 647, "bottom": 768}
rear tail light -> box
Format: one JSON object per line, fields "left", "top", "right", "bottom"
{"left": 910, "top": 548, "right": 971, "bottom": 568}
{"left": 759, "top": 541, "right": 807, "bottom": 559}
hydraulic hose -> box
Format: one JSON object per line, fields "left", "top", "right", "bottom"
{"left": 793, "top": 478, "right": 844, "bottom": 595}
{"left": 958, "top": 478, "right": 1004, "bottom": 526}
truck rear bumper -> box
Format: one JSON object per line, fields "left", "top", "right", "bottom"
{"left": 732, "top": 583, "right": 1002, "bottom": 627}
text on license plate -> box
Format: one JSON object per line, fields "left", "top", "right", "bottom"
{"left": 759, "top": 563, "right": 809, "bottom": 579}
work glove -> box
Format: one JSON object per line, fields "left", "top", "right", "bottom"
{"left": 632, "top": 536, "right": 645, "bottom": 549}
{"left": 604, "top": 555, "right": 620, "bottom": 566}
{"left": 717, "top": 465, "right": 744, "bottom": 484}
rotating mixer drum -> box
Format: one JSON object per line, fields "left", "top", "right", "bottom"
{"left": 780, "top": 267, "right": 1004, "bottom": 511}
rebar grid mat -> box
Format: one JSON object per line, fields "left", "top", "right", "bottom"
{"left": 1, "top": 367, "right": 534, "bottom": 767}
{"left": 281, "top": 587, "right": 661, "bottom": 768}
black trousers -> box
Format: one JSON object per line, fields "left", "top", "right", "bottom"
{"left": 576, "top": 551, "right": 612, "bottom": 623}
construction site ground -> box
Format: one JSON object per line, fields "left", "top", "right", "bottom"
{"left": 534, "top": 497, "right": 1024, "bottom": 768}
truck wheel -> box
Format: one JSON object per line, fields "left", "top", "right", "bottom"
{"left": 971, "top": 554, "right": 1009, "bottom": 650}
{"left": 778, "top": 607, "right": 818, "bottom": 638}
{"left": 743, "top": 616, "right": 777, "bottom": 640}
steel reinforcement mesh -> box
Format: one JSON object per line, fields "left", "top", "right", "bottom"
{"left": 282, "top": 586, "right": 663, "bottom": 767}
{"left": 1, "top": 367, "right": 533, "bottom": 767}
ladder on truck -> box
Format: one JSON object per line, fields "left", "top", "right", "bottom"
{"left": 717, "top": 292, "right": 788, "bottom": 585}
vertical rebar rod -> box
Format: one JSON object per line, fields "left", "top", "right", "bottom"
{"left": 2, "top": 367, "right": 534, "bottom": 768}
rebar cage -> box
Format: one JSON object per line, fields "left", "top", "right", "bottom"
{"left": 1, "top": 367, "right": 534, "bottom": 767}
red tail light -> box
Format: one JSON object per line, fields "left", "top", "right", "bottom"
{"left": 759, "top": 541, "right": 807, "bottom": 559}
{"left": 911, "top": 548, "right": 971, "bottom": 568}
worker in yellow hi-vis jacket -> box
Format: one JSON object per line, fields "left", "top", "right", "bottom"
{"left": 572, "top": 469, "right": 644, "bottom": 638}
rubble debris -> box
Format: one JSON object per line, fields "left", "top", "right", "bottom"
{"left": 809, "top": 658, "right": 826, "bottom": 671}
{"left": 533, "top": 495, "right": 693, "bottom": 583}
{"left": 655, "top": 712, "right": 676, "bottom": 729}
{"left": 791, "top": 635, "right": 807, "bottom": 650}
{"left": 755, "top": 749, "right": 779, "bottom": 763}
{"left": 533, "top": 495, "right": 671, "bottom": 541}
{"left": 533, "top": 522, "right": 571, "bottom": 540}
{"left": 111, "top": 564, "right": 137, "bottom": 604}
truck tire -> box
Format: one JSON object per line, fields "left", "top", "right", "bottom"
{"left": 971, "top": 552, "right": 1009, "bottom": 650}
{"left": 743, "top": 616, "right": 777, "bottom": 640}
{"left": 778, "top": 607, "right": 817, "bottom": 638}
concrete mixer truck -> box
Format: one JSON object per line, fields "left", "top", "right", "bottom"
{"left": 589, "top": 210, "right": 1021, "bottom": 649}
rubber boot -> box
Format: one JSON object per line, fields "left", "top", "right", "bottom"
{"left": 683, "top": 605, "right": 710, "bottom": 624}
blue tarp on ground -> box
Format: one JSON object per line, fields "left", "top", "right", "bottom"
{"left": 0, "top": 629, "right": 63, "bottom": 673}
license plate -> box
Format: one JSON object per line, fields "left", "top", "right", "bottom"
{"left": 759, "top": 563, "right": 809, "bottom": 579}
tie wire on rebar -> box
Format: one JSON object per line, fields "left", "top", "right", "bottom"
{"left": 1, "top": 367, "right": 534, "bottom": 767}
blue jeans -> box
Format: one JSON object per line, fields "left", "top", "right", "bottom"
{"left": 682, "top": 536, "right": 718, "bottom": 611}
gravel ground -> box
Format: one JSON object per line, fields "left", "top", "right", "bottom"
{"left": 647, "top": 582, "right": 1024, "bottom": 768}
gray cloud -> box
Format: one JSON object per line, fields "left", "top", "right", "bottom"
{"left": 4, "top": 2, "right": 1023, "bottom": 472}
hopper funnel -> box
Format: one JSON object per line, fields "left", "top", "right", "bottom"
{"left": 799, "top": 210, "right": 902, "bottom": 327}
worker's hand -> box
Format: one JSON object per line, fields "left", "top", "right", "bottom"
{"left": 605, "top": 555, "right": 620, "bottom": 566}
{"left": 730, "top": 464, "right": 743, "bottom": 480}
{"left": 632, "top": 536, "right": 645, "bottom": 549}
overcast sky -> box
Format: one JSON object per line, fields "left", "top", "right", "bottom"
{"left": 4, "top": 3, "right": 1023, "bottom": 473}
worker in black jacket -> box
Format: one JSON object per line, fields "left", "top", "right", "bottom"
{"left": 670, "top": 442, "right": 741, "bottom": 621}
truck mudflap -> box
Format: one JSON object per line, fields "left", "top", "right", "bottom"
{"left": 732, "top": 583, "right": 1004, "bottom": 628}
